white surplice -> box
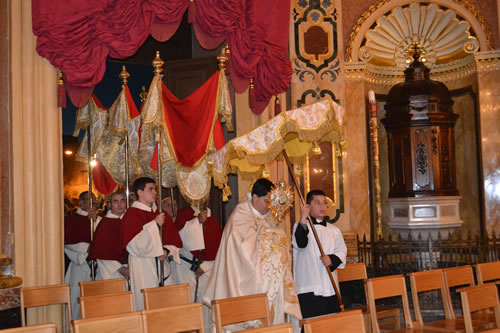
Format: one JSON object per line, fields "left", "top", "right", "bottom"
{"left": 292, "top": 221, "right": 347, "bottom": 297}
{"left": 174, "top": 208, "right": 215, "bottom": 329}
{"left": 126, "top": 201, "right": 164, "bottom": 311}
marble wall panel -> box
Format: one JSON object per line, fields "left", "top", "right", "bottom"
{"left": 477, "top": 70, "right": 500, "bottom": 236}
{"left": 452, "top": 92, "right": 482, "bottom": 235}
{"left": 345, "top": 79, "right": 370, "bottom": 238}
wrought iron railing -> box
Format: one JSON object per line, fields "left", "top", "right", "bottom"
{"left": 357, "top": 232, "right": 500, "bottom": 277}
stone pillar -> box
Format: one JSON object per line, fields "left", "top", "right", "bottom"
{"left": 475, "top": 52, "right": 500, "bottom": 236}
{"left": 10, "top": 0, "right": 65, "bottom": 329}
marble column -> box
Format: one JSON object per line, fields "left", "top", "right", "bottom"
{"left": 10, "top": 0, "right": 64, "bottom": 330}
{"left": 476, "top": 57, "right": 500, "bottom": 236}
{"left": 344, "top": 75, "right": 370, "bottom": 239}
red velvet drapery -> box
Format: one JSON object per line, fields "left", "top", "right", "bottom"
{"left": 32, "top": 0, "right": 291, "bottom": 114}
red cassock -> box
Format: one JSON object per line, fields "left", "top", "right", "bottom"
{"left": 121, "top": 207, "right": 183, "bottom": 251}
{"left": 174, "top": 207, "right": 222, "bottom": 261}
{"left": 88, "top": 217, "right": 128, "bottom": 263}
{"left": 64, "top": 212, "right": 91, "bottom": 245}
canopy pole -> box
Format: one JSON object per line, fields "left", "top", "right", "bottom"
{"left": 120, "top": 66, "right": 131, "bottom": 208}
{"left": 156, "top": 127, "right": 165, "bottom": 287}
{"left": 169, "top": 187, "right": 176, "bottom": 218}
{"left": 87, "top": 125, "right": 96, "bottom": 281}
{"left": 282, "top": 151, "right": 344, "bottom": 311}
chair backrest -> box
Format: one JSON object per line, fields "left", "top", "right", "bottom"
{"left": 460, "top": 283, "right": 500, "bottom": 332}
{"left": 0, "top": 324, "right": 57, "bottom": 333}
{"left": 79, "top": 291, "right": 134, "bottom": 319}
{"left": 20, "top": 284, "right": 72, "bottom": 328}
{"left": 211, "top": 293, "right": 270, "bottom": 333}
{"left": 141, "top": 283, "right": 191, "bottom": 310}
{"left": 442, "top": 265, "right": 475, "bottom": 319}
{"left": 239, "top": 323, "right": 293, "bottom": 333}
{"left": 476, "top": 261, "right": 500, "bottom": 284}
{"left": 79, "top": 278, "right": 127, "bottom": 297}
{"left": 72, "top": 311, "right": 144, "bottom": 333}
{"left": 337, "top": 263, "right": 368, "bottom": 282}
{"left": 409, "top": 269, "right": 453, "bottom": 324}
{"left": 301, "top": 309, "right": 366, "bottom": 333}
{"left": 141, "top": 303, "right": 204, "bottom": 333}
{"left": 366, "top": 275, "right": 413, "bottom": 333}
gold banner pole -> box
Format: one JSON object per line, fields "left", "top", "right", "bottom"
{"left": 119, "top": 66, "right": 131, "bottom": 208}
{"left": 87, "top": 124, "right": 95, "bottom": 281}
{"left": 153, "top": 51, "right": 165, "bottom": 286}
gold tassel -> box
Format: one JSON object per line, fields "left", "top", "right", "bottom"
{"left": 274, "top": 96, "right": 281, "bottom": 115}
{"left": 58, "top": 72, "right": 66, "bottom": 108}
{"left": 312, "top": 142, "right": 322, "bottom": 156}
{"left": 222, "top": 183, "right": 232, "bottom": 201}
{"left": 249, "top": 78, "right": 255, "bottom": 110}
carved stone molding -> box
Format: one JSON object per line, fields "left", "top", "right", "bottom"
{"left": 346, "top": 0, "right": 493, "bottom": 63}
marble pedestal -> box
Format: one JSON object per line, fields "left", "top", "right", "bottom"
{"left": 0, "top": 287, "right": 21, "bottom": 329}
{"left": 386, "top": 196, "right": 463, "bottom": 239}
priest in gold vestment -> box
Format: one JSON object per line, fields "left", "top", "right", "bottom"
{"left": 204, "top": 178, "right": 302, "bottom": 331}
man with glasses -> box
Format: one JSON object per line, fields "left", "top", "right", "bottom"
{"left": 88, "top": 192, "right": 129, "bottom": 282}
{"left": 292, "top": 189, "right": 347, "bottom": 320}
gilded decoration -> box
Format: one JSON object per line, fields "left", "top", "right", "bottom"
{"left": 346, "top": 0, "right": 494, "bottom": 64}
{"left": 359, "top": 3, "right": 479, "bottom": 69}
{"left": 207, "top": 99, "right": 345, "bottom": 191}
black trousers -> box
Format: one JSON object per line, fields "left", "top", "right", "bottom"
{"left": 298, "top": 291, "right": 341, "bottom": 320}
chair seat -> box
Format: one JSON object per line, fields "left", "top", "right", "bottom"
{"left": 389, "top": 327, "right": 459, "bottom": 333}
{"left": 422, "top": 318, "right": 494, "bottom": 332}
{"left": 349, "top": 304, "right": 401, "bottom": 329}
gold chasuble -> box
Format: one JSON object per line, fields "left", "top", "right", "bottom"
{"left": 204, "top": 195, "right": 301, "bottom": 330}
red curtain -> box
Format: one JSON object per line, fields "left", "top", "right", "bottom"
{"left": 32, "top": 0, "right": 291, "bottom": 114}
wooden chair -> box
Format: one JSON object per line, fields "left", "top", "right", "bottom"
{"left": 20, "top": 284, "right": 71, "bottom": 329}
{"left": 72, "top": 311, "right": 144, "bottom": 333}
{"left": 79, "top": 278, "right": 127, "bottom": 297}
{"left": 0, "top": 324, "right": 57, "bottom": 333}
{"left": 337, "top": 262, "right": 400, "bottom": 330}
{"left": 211, "top": 293, "right": 270, "bottom": 333}
{"left": 476, "top": 262, "right": 500, "bottom": 284}
{"left": 442, "top": 266, "right": 495, "bottom": 330}
{"left": 366, "top": 274, "right": 414, "bottom": 333}
{"left": 141, "top": 283, "right": 191, "bottom": 310}
{"left": 460, "top": 283, "right": 500, "bottom": 332}
{"left": 300, "top": 309, "right": 366, "bottom": 333}
{"left": 239, "top": 323, "right": 293, "bottom": 332}
{"left": 442, "top": 265, "right": 476, "bottom": 318}
{"left": 79, "top": 291, "right": 134, "bottom": 319}
{"left": 141, "top": 303, "right": 204, "bottom": 333}
{"left": 410, "top": 269, "right": 473, "bottom": 332}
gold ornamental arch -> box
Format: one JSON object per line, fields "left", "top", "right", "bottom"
{"left": 346, "top": 0, "right": 494, "bottom": 67}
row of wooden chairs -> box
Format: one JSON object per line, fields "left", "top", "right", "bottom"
{"left": 3, "top": 306, "right": 366, "bottom": 333}
{"left": 16, "top": 261, "right": 500, "bottom": 332}
{"left": 19, "top": 280, "right": 191, "bottom": 327}
{"left": 344, "top": 263, "right": 500, "bottom": 333}
{"left": 337, "top": 261, "right": 500, "bottom": 332}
